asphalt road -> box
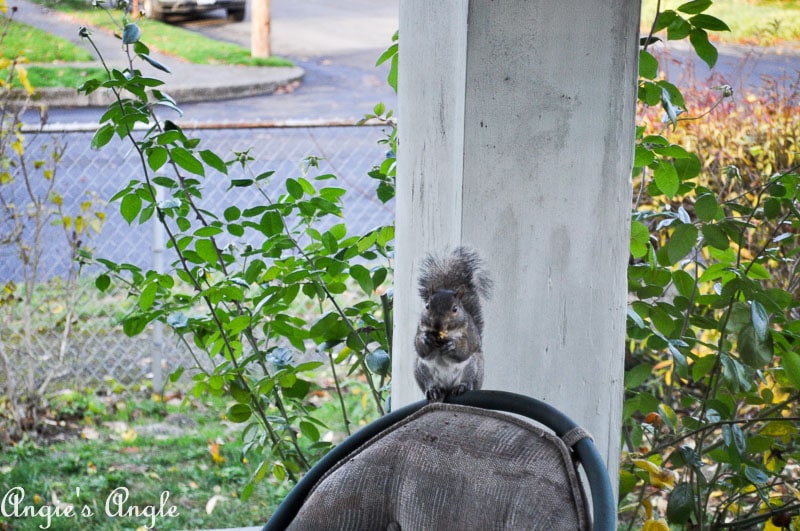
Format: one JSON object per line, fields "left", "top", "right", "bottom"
{"left": 24, "top": 1, "right": 799, "bottom": 126}
{"left": 26, "top": 0, "right": 399, "bottom": 126}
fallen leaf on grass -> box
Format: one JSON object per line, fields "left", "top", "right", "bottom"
{"left": 209, "top": 441, "right": 225, "bottom": 464}
{"left": 205, "top": 494, "right": 227, "bottom": 515}
{"left": 121, "top": 428, "right": 137, "bottom": 443}
{"left": 80, "top": 426, "right": 100, "bottom": 440}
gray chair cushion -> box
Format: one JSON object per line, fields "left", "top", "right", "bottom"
{"left": 287, "top": 402, "right": 590, "bottom": 530}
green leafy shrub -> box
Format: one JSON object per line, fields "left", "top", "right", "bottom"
{"left": 622, "top": 3, "right": 800, "bottom": 529}
{"left": 79, "top": 13, "right": 394, "bottom": 495}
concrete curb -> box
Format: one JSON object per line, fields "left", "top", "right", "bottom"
{"left": 14, "top": 65, "right": 305, "bottom": 108}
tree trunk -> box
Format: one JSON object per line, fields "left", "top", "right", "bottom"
{"left": 251, "top": 0, "right": 271, "bottom": 58}
{"left": 393, "top": 0, "right": 640, "bottom": 502}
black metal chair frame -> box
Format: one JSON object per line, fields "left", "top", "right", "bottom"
{"left": 263, "top": 389, "right": 616, "bottom": 530}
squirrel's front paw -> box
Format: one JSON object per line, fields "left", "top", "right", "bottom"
{"left": 425, "top": 387, "right": 445, "bottom": 402}
{"left": 451, "top": 382, "right": 472, "bottom": 397}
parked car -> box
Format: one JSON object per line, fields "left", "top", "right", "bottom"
{"left": 143, "top": 0, "right": 246, "bottom": 22}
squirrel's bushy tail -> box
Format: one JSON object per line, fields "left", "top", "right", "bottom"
{"left": 417, "top": 246, "right": 493, "bottom": 334}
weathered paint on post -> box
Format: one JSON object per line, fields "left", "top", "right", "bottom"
{"left": 393, "top": 0, "right": 640, "bottom": 496}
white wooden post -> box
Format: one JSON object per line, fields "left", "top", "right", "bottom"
{"left": 393, "top": 0, "right": 640, "bottom": 495}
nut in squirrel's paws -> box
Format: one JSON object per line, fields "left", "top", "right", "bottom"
{"left": 437, "top": 330, "right": 449, "bottom": 340}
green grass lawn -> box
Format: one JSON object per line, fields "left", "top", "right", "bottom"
{"left": 2, "top": 0, "right": 292, "bottom": 90}
{"left": 3, "top": 20, "right": 94, "bottom": 62}
{"left": 0, "top": 393, "right": 281, "bottom": 530}
{"left": 0, "top": 381, "right": 376, "bottom": 530}
{"left": 28, "top": 0, "right": 293, "bottom": 67}
{"left": 1, "top": 20, "right": 106, "bottom": 89}
{"left": 642, "top": 0, "right": 800, "bottom": 45}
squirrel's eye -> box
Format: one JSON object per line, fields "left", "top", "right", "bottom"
{"left": 425, "top": 302, "right": 430, "bottom": 310}
{"left": 451, "top": 305, "right": 458, "bottom": 313}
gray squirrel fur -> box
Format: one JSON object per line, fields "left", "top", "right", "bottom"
{"left": 413, "top": 247, "right": 493, "bottom": 402}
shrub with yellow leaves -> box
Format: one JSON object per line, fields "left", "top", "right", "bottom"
{"left": 623, "top": 7, "right": 800, "bottom": 530}
{"left": 0, "top": 0, "right": 106, "bottom": 443}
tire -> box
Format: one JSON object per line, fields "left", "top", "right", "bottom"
{"left": 227, "top": 7, "right": 245, "bottom": 22}
{"left": 143, "top": 0, "right": 165, "bottom": 21}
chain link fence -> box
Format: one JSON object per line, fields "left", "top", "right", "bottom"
{"left": 1, "top": 123, "right": 394, "bottom": 388}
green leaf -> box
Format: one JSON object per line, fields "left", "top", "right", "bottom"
{"left": 674, "top": 155, "right": 701, "bottom": 181}
{"left": 168, "top": 366, "right": 184, "bottom": 383}
{"left": 91, "top": 123, "right": 115, "bottom": 150}
{"left": 228, "top": 314, "right": 251, "bottom": 335}
{"left": 321, "top": 231, "right": 338, "bottom": 254}
{"left": 122, "top": 316, "right": 148, "bottom": 337}
{"left": 665, "top": 223, "right": 698, "bottom": 264}
{"left": 385, "top": 52, "right": 398, "bottom": 92}
{"left": 639, "top": 50, "right": 658, "bottom": 80}
{"left": 375, "top": 42, "right": 397, "bottom": 67}
{"left": 671, "top": 270, "right": 695, "bottom": 298}
{"left": 689, "top": 28, "right": 718, "bottom": 69}
{"left": 282, "top": 378, "right": 312, "bottom": 400}
{"left": 297, "top": 177, "right": 316, "bottom": 196}
{"left": 619, "top": 470, "right": 638, "bottom": 499}
{"left": 692, "top": 354, "right": 717, "bottom": 381}
{"left": 634, "top": 145, "right": 655, "bottom": 168}
{"left": 227, "top": 403, "right": 252, "bottom": 423}
{"left": 653, "top": 144, "right": 693, "bottom": 159}
{"left": 667, "top": 483, "right": 694, "bottom": 525}
{"left": 224, "top": 206, "right": 241, "bottom": 222}
{"left": 738, "top": 323, "right": 774, "bottom": 369}
{"left": 139, "top": 53, "right": 171, "bottom": 73}
{"left": 624, "top": 363, "right": 653, "bottom": 390}
{"left": 654, "top": 160, "right": 680, "bottom": 198}
{"left": 750, "top": 301, "right": 770, "bottom": 342}
{"left": 743, "top": 466, "right": 768, "bottom": 486}
{"left": 677, "top": 0, "right": 712, "bottom": 14}
{"left": 209, "top": 374, "right": 225, "bottom": 390}
{"left": 240, "top": 482, "right": 255, "bottom": 502}
{"left": 650, "top": 306, "right": 675, "bottom": 336}
{"left": 138, "top": 282, "right": 157, "bottom": 310}
{"left": 120, "top": 193, "right": 142, "bottom": 224}
{"left": 350, "top": 264, "right": 374, "bottom": 294}
{"left": 272, "top": 462, "right": 286, "bottom": 482}
{"left": 299, "top": 421, "right": 320, "bottom": 442}
{"left": 667, "top": 15, "right": 692, "bottom": 40}
{"left": 230, "top": 380, "right": 251, "bottom": 403}
{"left": 194, "top": 226, "right": 223, "bottom": 237}
{"left": 195, "top": 239, "right": 219, "bottom": 264}
{"left": 781, "top": 351, "right": 800, "bottom": 390}
{"left": 701, "top": 224, "right": 729, "bottom": 251}
{"left": 690, "top": 14, "right": 731, "bottom": 32}
{"left": 285, "top": 178, "right": 303, "bottom": 199}
{"left": 95, "top": 274, "right": 111, "bottom": 292}
{"left": 695, "top": 193, "right": 721, "bottom": 221}
{"left": 260, "top": 211, "right": 284, "bottom": 236}
{"left": 170, "top": 147, "right": 205, "bottom": 176}
{"left": 763, "top": 197, "right": 782, "bottom": 220}
{"left": 200, "top": 150, "right": 228, "bottom": 175}
{"left": 148, "top": 146, "right": 169, "bottom": 171}
{"left": 310, "top": 312, "right": 349, "bottom": 342}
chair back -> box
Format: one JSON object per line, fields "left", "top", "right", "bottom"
{"left": 263, "top": 390, "right": 615, "bottom": 530}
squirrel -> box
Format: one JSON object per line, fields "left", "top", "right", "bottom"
{"left": 414, "top": 246, "right": 493, "bottom": 402}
